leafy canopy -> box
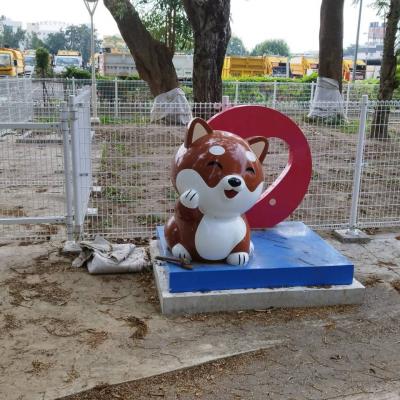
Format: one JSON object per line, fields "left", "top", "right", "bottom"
{"left": 134, "top": 0, "right": 193, "bottom": 53}
{"left": 0, "top": 25, "right": 26, "bottom": 48}
{"left": 251, "top": 39, "right": 290, "bottom": 57}
{"left": 226, "top": 36, "right": 248, "bottom": 56}
{"left": 35, "top": 47, "right": 51, "bottom": 78}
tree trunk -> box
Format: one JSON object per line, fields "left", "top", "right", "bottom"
{"left": 104, "top": 0, "right": 179, "bottom": 97}
{"left": 183, "top": 0, "right": 231, "bottom": 104}
{"left": 308, "top": 0, "right": 344, "bottom": 118}
{"left": 319, "top": 0, "right": 344, "bottom": 90}
{"left": 370, "top": 0, "right": 400, "bottom": 139}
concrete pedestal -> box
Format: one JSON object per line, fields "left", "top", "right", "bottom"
{"left": 151, "top": 222, "right": 365, "bottom": 315}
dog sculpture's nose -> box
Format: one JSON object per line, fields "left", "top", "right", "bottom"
{"left": 228, "top": 177, "right": 242, "bottom": 187}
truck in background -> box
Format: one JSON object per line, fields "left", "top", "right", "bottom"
{"left": 98, "top": 48, "right": 137, "bottom": 77}
{"left": 53, "top": 50, "right": 83, "bottom": 75}
{"left": 222, "top": 56, "right": 266, "bottom": 78}
{"left": 173, "top": 54, "right": 193, "bottom": 80}
{"left": 265, "top": 56, "right": 289, "bottom": 77}
{"left": 98, "top": 48, "right": 194, "bottom": 80}
{"left": 23, "top": 50, "right": 36, "bottom": 77}
{"left": 290, "top": 56, "right": 319, "bottom": 78}
{"left": 0, "top": 48, "right": 24, "bottom": 77}
{"left": 342, "top": 59, "right": 367, "bottom": 81}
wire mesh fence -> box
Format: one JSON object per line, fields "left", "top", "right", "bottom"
{"left": 28, "top": 78, "right": 387, "bottom": 106}
{"left": 0, "top": 78, "right": 36, "bottom": 124}
{"left": 0, "top": 101, "right": 67, "bottom": 241}
{"left": 84, "top": 100, "right": 400, "bottom": 239}
{"left": 357, "top": 101, "right": 400, "bottom": 228}
{"left": 0, "top": 77, "right": 399, "bottom": 241}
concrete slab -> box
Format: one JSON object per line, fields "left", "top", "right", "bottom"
{"left": 150, "top": 241, "right": 365, "bottom": 315}
{"left": 333, "top": 228, "right": 371, "bottom": 243}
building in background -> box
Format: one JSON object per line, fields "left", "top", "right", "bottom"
{"left": 342, "top": 21, "right": 384, "bottom": 79}
{"left": 367, "top": 21, "right": 385, "bottom": 45}
{"left": 0, "top": 17, "right": 23, "bottom": 34}
{"left": 26, "top": 21, "right": 69, "bottom": 40}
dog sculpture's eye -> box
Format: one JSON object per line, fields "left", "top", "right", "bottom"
{"left": 246, "top": 166, "right": 256, "bottom": 174}
{"left": 207, "top": 160, "right": 223, "bottom": 169}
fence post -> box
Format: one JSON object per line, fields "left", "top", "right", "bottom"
{"left": 234, "top": 81, "right": 239, "bottom": 104}
{"left": 68, "top": 94, "right": 83, "bottom": 238}
{"left": 61, "top": 102, "right": 75, "bottom": 243}
{"left": 222, "top": 95, "right": 230, "bottom": 111}
{"left": 345, "top": 81, "right": 351, "bottom": 117}
{"left": 72, "top": 77, "right": 76, "bottom": 95}
{"left": 114, "top": 77, "right": 119, "bottom": 118}
{"left": 349, "top": 94, "right": 368, "bottom": 230}
{"left": 310, "top": 81, "right": 316, "bottom": 103}
{"left": 334, "top": 94, "right": 370, "bottom": 243}
{"left": 6, "top": 77, "right": 11, "bottom": 121}
{"left": 272, "top": 81, "right": 277, "bottom": 109}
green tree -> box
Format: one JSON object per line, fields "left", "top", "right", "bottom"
{"left": 308, "top": 0, "right": 344, "bottom": 118}
{"left": 45, "top": 25, "right": 100, "bottom": 65}
{"left": 226, "top": 36, "right": 247, "bottom": 56}
{"left": 135, "top": 0, "right": 193, "bottom": 53}
{"left": 105, "top": 0, "right": 179, "bottom": 96}
{"left": 251, "top": 39, "right": 290, "bottom": 56}
{"left": 35, "top": 47, "right": 52, "bottom": 102}
{"left": 183, "top": 0, "right": 231, "bottom": 103}
{"left": 370, "top": 0, "right": 400, "bottom": 139}
{"left": 0, "top": 25, "right": 26, "bottom": 48}
{"left": 64, "top": 24, "right": 101, "bottom": 65}
{"left": 35, "top": 47, "right": 51, "bottom": 77}
{"left": 25, "top": 32, "right": 45, "bottom": 49}
{"left": 45, "top": 31, "right": 67, "bottom": 55}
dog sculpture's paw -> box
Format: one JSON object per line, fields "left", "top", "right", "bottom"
{"left": 227, "top": 252, "right": 249, "bottom": 266}
{"left": 180, "top": 189, "right": 199, "bottom": 209}
{"left": 171, "top": 243, "right": 192, "bottom": 261}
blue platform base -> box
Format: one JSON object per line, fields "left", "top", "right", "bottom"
{"left": 156, "top": 222, "right": 354, "bottom": 294}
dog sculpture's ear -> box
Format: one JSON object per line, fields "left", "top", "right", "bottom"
{"left": 246, "top": 136, "right": 269, "bottom": 163}
{"left": 185, "top": 118, "right": 213, "bottom": 148}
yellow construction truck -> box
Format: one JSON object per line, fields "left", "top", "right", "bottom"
{"left": 0, "top": 47, "right": 24, "bottom": 77}
{"left": 342, "top": 59, "right": 367, "bottom": 81}
{"left": 265, "top": 56, "right": 288, "bottom": 77}
{"left": 289, "top": 56, "right": 319, "bottom": 78}
{"left": 222, "top": 56, "right": 267, "bottom": 78}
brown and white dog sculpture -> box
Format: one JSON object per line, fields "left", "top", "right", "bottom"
{"left": 165, "top": 117, "right": 268, "bottom": 266}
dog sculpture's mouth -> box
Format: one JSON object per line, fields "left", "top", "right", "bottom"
{"left": 224, "top": 189, "right": 239, "bottom": 199}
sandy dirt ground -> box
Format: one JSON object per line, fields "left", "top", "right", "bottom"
{"left": 0, "top": 229, "right": 400, "bottom": 400}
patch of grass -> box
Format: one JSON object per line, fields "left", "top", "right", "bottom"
{"left": 100, "top": 144, "right": 108, "bottom": 170}
{"left": 165, "top": 187, "right": 178, "bottom": 202}
{"left": 99, "top": 115, "right": 151, "bottom": 125}
{"left": 114, "top": 143, "right": 130, "bottom": 156}
{"left": 103, "top": 186, "right": 145, "bottom": 202}
{"left": 304, "top": 114, "right": 347, "bottom": 126}
{"left": 134, "top": 214, "right": 166, "bottom": 226}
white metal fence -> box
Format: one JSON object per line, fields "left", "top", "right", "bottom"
{"left": 83, "top": 98, "right": 400, "bottom": 239}
{"left": 0, "top": 78, "right": 399, "bottom": 241}
{"left": 28, "top": 78, "right": 389, "bottom": 105}
{"left": 0, "top": 78, "right": 37, "bottom": 125}
{"left": 0, "top": 86, "right": 92, "bottom": 241}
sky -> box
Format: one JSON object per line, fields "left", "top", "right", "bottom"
{"left": 3, "top": 0, "right": 382, "bottom": 53}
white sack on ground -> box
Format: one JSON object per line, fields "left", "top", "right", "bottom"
{"left": 308, "top": 77, "right": 345, "bottom": 118}
{"left": 151, "top": 87, "right": 192, "bottom": 125}
{"left": 72, "top": 236, "right": 151, "bottom": 274}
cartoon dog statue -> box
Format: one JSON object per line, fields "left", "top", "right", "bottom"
{"left": 165, "top": 117, "right": 268, "bottom": 266}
